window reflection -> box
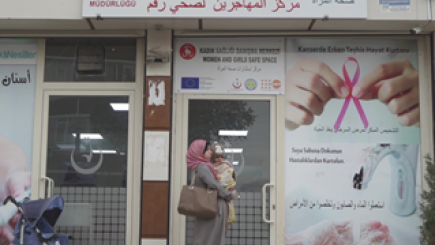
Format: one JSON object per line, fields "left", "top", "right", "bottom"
{"left": 48, "top": 96, "right": 129, "bottom": 245}
{"left": 44, "top": 38, "right": 136, "bottom": 82}
{"left": 186, "top": 100, "right": 271, "bottom": 245}
{"left": 187, "top": 100, "right": 270, "bottom": 191}
{"left": 47, "top": 96, "right": 129, "bottom": 187}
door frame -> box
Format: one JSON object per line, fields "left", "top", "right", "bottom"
{"left": 30, "top": 38, "right": 144, "bottom": 245}
{"left": 169, "top": 94, "right": 284, "bottom": 245}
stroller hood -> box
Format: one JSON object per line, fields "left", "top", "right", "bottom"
{"left": 20, "top": 195, "right": 64, "bottom": 228}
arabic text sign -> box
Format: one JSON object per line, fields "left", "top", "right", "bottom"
{"left": 289, "top": 198, "right": 386, "bottom": 211}
{"left": 174, "top": 37, "right": 285, "bottom": 95}
{"left": 82, "top": 0, "right": 367, "bottom": 18}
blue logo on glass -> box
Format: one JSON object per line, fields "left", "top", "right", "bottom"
{"left": 181, "top": 77, "right": 200, "bottom": 89}
{"left": 244, "top": 78, "right": 257, "bottom": 91}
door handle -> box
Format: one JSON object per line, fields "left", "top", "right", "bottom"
{"left": 41, "top": 177, "right": 54, "bottom": 198}
{"left": 262, "top": 183, "right": 274, "bottom": 223}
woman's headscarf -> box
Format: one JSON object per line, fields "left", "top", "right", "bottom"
{"left": 186, "top": 139, "right": 218, "bottom": 179}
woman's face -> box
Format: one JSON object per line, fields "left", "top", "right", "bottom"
{"left": 204, "top": 145, "right": 212, "bottom": 160}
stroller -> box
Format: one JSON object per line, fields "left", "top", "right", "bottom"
{"left": 3, "top": 195, "right": 70, "bottom": 245}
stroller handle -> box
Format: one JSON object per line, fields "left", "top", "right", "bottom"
{"left": 3, "top": 196, "right": 19, "bottom": 206}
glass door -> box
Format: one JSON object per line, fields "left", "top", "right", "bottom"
{"left": 37, "top": 91, "right": 135, "bottom": 245}
{"left": 179, "top": 95, "right": 277, "bottom": 245}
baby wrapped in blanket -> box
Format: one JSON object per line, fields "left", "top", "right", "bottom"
{"left": 210, "top": 142, "right": 237, "bottom": 226}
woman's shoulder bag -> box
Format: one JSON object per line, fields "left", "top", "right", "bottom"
{"left": 177, "top": 169, "right": 218, "bottom": 219}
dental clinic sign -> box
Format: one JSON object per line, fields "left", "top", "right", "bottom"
{"left": 82, "top": 0, "right": 367, "bottom": 19}
{"left": 0, "top": 44, "right": 37, "bottom": 65}
{"left": 0, "top": 39, "right": 37, "bottom": 233}
{"left": 0, "top": 41, "right": 37, "bottom": 87}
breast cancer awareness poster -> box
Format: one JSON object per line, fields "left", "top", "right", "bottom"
{"left": 284, "top": 38, "right": 421, "bottom": 245}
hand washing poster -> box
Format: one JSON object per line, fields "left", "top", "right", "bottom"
{"left": 284, "top": 38, "right": 421, "bottom": 245}
{"left": 0, "top": 39, "right": 36, "bottom": 244}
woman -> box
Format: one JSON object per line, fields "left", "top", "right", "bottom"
{"left": 187, "top": 139, "right": 236, "bottom": 245}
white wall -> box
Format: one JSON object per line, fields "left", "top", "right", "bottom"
{"left": 0, "top": 0, "right": 82, "bottom": 19}
{"left": 146, "top": 30, "right": 172, "bottom": 77}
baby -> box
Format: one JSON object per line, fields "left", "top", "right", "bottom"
{"left": 211, "top": 142, "right": 237, "bottom": 226}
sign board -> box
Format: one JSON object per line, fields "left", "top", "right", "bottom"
{"left": 379, "top": 0, "right": 410, "bottom": 13}
{"left": 284, "top": 38, "right": 421, "bottom": 245}
{"left": 0, "top": 39, "right": 37, "bottom": 226}
{"left": 0, "top": 41, "right": 37, "bottom": 65}
{"left": 82, "top": 0, "right": 367, "bottom": 19}
{"left": 174, "top": 37, "right": 285, "bottom": 95}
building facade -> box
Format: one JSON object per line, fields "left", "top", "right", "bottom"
{"left": 0, "top": 1, "right": 433, "bottom": 245}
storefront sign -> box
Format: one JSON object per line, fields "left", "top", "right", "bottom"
{"left": 284, "top": 38, "right": 421, "bottom": 245}
{"left": 174, "top": 37, "right": 285, "bottom": 95}
{"left": 82, "top": 0, "right": 367, "bottom": 19}
{"left": 0, "top": 39, "right": 37, "bottom": 242}
{"left": 380, "top": 0, "right": 410, "bottom": 12}
{"left": 0, "top": 42, "right": 37, "bottom": 65}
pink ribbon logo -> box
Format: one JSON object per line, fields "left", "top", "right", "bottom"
{"left": 334, "top": 57, "right": 369, "bottom": 131}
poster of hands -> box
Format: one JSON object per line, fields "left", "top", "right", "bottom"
{"left": 284, "top": 39, "right": 421, "bottom": 245}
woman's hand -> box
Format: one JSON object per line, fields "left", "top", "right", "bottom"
{"left": 353, "top": 60, "right": 420, "bottom": 127}
{"left": 285, "top": 58, "right": 349, "bottom": 130}
{"left": 5, "top": 171, "right": 31, "bottom": 234}
{"left": 357, "top": 221, "right": 393, "bottom": 245}
{"left": 232, "top": 190, "right": 237, "bottom": 199}
{"left": 285, "top": 58, "right": 420, "bottom": 129}
{"left": 285, "top": 220, "right": 353, "bottom": 245}
{"left": 285, "top": 220, "right": 393, "bottom": 245}
{"left": 0, "top": 171, "right": 31, "bottom": 245}
{"left": 0, "top": 136, "right": 30, "bottom": 245}
{"left": 0, "top": 226, "right": 14, "bottom": 245}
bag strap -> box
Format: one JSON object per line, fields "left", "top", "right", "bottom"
{"left": 190, "top": 168, "right": 215, "bottom": 192}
